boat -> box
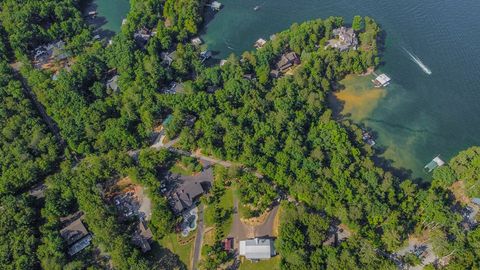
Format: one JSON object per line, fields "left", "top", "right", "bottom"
{"left": 254, "top": 5, "right": 260, "bottom": 11}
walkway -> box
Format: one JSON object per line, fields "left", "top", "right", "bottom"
{"left": 191, "top": 204, "right": 204, "bottom": 270}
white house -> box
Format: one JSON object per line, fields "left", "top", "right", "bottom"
{"left": 239, "top": 238, "right": 275, "bottom": 261}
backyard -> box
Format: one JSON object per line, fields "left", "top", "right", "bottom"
{"left": 204, "top": 186, "right": 234, "bottom": 234}
{"left": 239, "top": 256, "right": 281, "bottom": 270}
{"left": 158, "top": 232, "right": 194, "bottom": 267}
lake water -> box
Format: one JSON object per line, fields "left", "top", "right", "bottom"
{"left": 82, "top": 0, "right": 130, "bottom": 35}
{"left": 201, "top": 0, "right": 480, "bottom": 180}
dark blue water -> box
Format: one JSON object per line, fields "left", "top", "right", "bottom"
{"left": 201, "top": 0, "right": 480, "bottom": 179}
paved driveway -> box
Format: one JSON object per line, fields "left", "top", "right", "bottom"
{"left": 191, "top": 204, "right": 204, "bottom": 270}
{"left": 228, "top": 197, "right": 279, "bottom": 250}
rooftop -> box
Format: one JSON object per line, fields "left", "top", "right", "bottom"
{"left": 425, "top": 156, "right": 445, "bottom": 172}
{"left": 276, "top": 52, "right": 300, "bottom": 72}
{"left": 107, "top": 75, "right": 119, "bottom": 92}
{"left": 326, "top": 27, "right": 358, "bottom": 51}
{"left": 191, "top": 37, "right": 202, "bottom": 46}
{"left": 239, "top": 238, "right": 275, "bottom": 260}
{"left": 60, "top": 217, "right": 89, "bottom": 246}
{"left": 254, "top": 38, "right": 267, "bottom": 49}
{"left": 170, "top": 181, "right": 204, "bottom": 214}
{"left": 68, "top": 235, "right": 92, "bottom": 256}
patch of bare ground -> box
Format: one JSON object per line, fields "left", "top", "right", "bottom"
{"left": 449, "top": 180, "right": 470, "bottom": 204}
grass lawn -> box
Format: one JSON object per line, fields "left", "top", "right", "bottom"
{"left": 170, "top": 157, "right": 202, "bottom": 176}
{"left": 159, "top": 233, "right": 194, "bottom": 267}
{"left": 239, "top": 256, "right": 281, "bottom": 270}
{"left": 204, "top": 186, "right": 234, "bottom": 234}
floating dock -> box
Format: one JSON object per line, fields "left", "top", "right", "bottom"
{"left": 424, "top": 155, "right": 445, "bottom": 172}
{"left": 372, "top": 73, "right": 391, "bottom": 87}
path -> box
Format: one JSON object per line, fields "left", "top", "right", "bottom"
{"left": 11, "top": 64, "right": 66, "bottom": 148}
{"left": 191, "top": 204, "right": 204, "bottom": 270}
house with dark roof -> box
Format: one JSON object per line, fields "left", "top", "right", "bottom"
{"left": 132, "top": 219, "right": 153, "bottom": 253}
{"left": 60, "top": 215, "right": 92, "bottom": 256}
{"left": 276, "top": 52, "right": 300, "bottom": 72}
{"left": 239, "top": 238, "right": 275, "bottom": 261}
{"left": 161, "top": 51, "right": 177, "bottom": 66}
{"left": 170, "top": 181, "right": 204, "bottom": 214}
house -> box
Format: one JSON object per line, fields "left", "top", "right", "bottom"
{"left": 163, "top": 82, "right": 184, "bottom": 94}
{"left": 254, "top": 38, "right": 267, "bottom": 49}
{"left": 239, "top": 238, "right": 275, "bottom": 261}
{"left": 134, "top": 27, "right": 153, "bottom": 47}
{"left": 107, "top": 75, "right": 119, "bottom": 92}
{"left": 270, "top": 69, "right": 280, "bottom": 79}
{"left": 33, "top": 41, "right": 69, "bottom": 68}
{"left": 191, "top": 37, "right": 203, "bottom": 46}
{"left": 326, "top": 27, "right": 358, "bottom": 51}
{"left": 219, "top": 59, "right": 228, "bottom": 67}
{"left": 161, "top": 51, "right": 176, "bottom": 66}
{"left": 223, "top": 237, "right": 234, "bottom": 252}
{"left": 60, "top": 215, "right": 92, "bottom": 256}
{"left": 132, "top": 219, "right": 153, "bottom": 253}
{"left": 276, "top": 52, "right": 300, "bottom": 72}
{"left": 170, "top": 181, "right": 204, "bottom": 214}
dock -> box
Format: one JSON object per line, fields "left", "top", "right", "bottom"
{"left": 424, "top": 155, "right": 445, "bottom": 172}
{"left": 254, "top": 38, "right": 267, "bottom": 49}
{"left": 362, "top": 129, "right": 376, "bottom": 146}
{"left": 207, "top": 1, "right": 222, "bottom": 11}
{"left": 372, "top": 73, "right": 391, "bottom": 87}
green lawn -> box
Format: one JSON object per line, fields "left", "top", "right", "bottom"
{"left": 159, "top": 233, "right": 194, "bottom": 267}
{"left": 204, "top": 186, "right": 234, "bottom": 234}
{"left": 170, "top": 157, "right": 202, "bottom": 176}
{"left": 239, "top": 256, "right": 281, "bottom": 270}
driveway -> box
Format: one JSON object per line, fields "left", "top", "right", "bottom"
{"left": 191, "top": 204, "right": 204, "bottom": 270}
{"left": 228, "top": 197, "right": 251, "bottom": 248}
{"left": 254, "top": 205, "right": 279, "bottom": 237}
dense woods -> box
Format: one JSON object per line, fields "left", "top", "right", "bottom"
{"left": 0, "top": 30, "right": 58, "bottom": 195}
{"left": 0, "top": 0, "right": 480, "bottom": 269}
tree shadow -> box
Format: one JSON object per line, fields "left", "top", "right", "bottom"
{"left": 81, "top": 0, "right": 117, "bottom": 39}
{"left": 148, "top": 241, "right": 188, "bottom": 270}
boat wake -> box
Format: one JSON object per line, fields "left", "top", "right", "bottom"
{"left": 403, "top": 48, "right": 432, "bottom": 75}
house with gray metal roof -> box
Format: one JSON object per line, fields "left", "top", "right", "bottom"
{"left": 239, "top": 238, "right": 275, "bottom": 261}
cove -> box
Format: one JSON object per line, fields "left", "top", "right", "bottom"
{"left": 81, "top": 0, "right": 130, "bottom": 36}
{"left": 201, "top": 0, "right": 480, "bottom": 179}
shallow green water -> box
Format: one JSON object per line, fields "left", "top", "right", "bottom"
{"left": 82, "top": 0, "right": 130, "bottom": 34}
{"left": 201, "top": 0, "right": 480, "bottom": 179}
